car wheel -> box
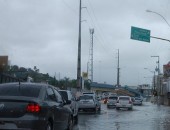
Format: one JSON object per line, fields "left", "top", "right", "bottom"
{"left": 46, "top": 121, "right": 52, "bottom": 130}
{"left": 74, "top": 114, "right": 78, "bottom": 125}
{"left": 67, "top": 116, "right": 73, "bottom": 130}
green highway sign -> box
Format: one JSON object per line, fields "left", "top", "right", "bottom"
{"left": 131, "top": 26, "right": 150, "bottom": 43}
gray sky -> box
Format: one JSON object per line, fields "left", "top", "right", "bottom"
{"left": 0, "top": 0, "right": 170, "bottom": 86}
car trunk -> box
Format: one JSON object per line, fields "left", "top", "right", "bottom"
{"left": 0, "top": 96, "right": 39, "bottom": 118}
{"left": 119, "top": 99, "right": 129, "bottom": 105}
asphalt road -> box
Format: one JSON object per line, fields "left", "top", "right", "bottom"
{"left": 73, "top": 102, "right": 170, "bottom": 130}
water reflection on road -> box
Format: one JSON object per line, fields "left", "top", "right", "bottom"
{"left": 73, "top": 102, "right": 170, "bottom": 130}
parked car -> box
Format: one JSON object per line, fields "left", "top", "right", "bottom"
{"left": 78, "top": 95, "right": 100, "bottom": 112}
{"left": 107, "top": 96, "right": 118, "bottom": 108}
{"left": 133, "top": 97, "right": 143, "bottom": 105}
{"left": 116, "top": 96, "right": 133, "bottom": 110}
{"left": 82, "top": 92, "right": 101, "bottom": 111}
{"left": 58, "top": 90, "right": 79, "bottom": 124}
{"left": 0, "top": 82, "right": 73, "bottom": 130}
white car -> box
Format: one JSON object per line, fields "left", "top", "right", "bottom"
{"left": 78, "top": 95, "right": 99, "bottom": 112}
{"left": 116, "top": 96, "right": 133, "bottom": 110}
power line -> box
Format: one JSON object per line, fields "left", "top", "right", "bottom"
{"left": 86, "top": 0, "right": 114, "bottom": 47}
{"left": 61, "top": 0, "right": 77, "bottom": 16}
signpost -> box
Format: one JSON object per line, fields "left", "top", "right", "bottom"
{"left": 131, "top": 26, "right": 150, "bottom": 43}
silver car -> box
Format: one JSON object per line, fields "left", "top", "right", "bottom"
{"left": 133, "top": 97, "right": 143, "bottom": 105}
{"left": 116, "top": 96, "right": 133, "bottom": 110}
{"left": 107, "top": 96, "right": 118, "bottom": 108}
{"left": 78, "top": 95, "right": 99, "bottom": 112}
{"left": 82, "top": 92, "right": 101, "bottom": 111}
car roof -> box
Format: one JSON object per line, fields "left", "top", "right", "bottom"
{"left": 0, "top": 82, "right": 48, "bottom": 87}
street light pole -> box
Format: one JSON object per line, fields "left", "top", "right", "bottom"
{"left": 77, "top": 0, "right": 82, "bottom": 90}
{"left": 117, "top": 49, "right": 120, "bottom": 87}
{"left": 151, "top": 56, "right": 161, "bottom": 105}
{"left": 146, "top": 10, "right": 170, "bottom": 28}
{"left": 144, "top": 68, "right": 156, "bottom": 90}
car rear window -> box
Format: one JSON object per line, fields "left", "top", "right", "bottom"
{"left": 135, "top": 97, "right": 141, "bottom": 100}
{"left": 59, "top": 91, "right": 68, "bottom": 101}
{"left": 79, "top": 95, "right": 93, "bottom": 100}
{"left": 119, "top": 97, "right": 130, "bottom": 100}
{"left": 0, "top": 84, "right": 41, "bottom": 97}
{"left": 109, "top": 97, "right": 118, "bottom": 100}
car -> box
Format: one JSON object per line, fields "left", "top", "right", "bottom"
{"left": 133, "top": 97, "right": 143, "bottom": 105}
{"left": 0, "top": 82, "right": 73, "bottom": 130}
{"left": 82, "top": 92, "right": 96, "bottom": 98}
{"left": 82, "top": 92, "right": 101, "bottom": 111}
{"left": 58, "top": 90, "right": 79, "bottom": 124}
{"left": 78, "top": 95, "right": 100, "bottom": 112}
{"left": 107, "top": 96, "right": 118, "bottom": 108}
{"left": 116, "top": 96, "right": 133, "bottom": 110}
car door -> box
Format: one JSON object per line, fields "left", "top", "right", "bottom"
{"left": 69, "top": 92, "right": 76, "bottom": 115}
{"left": 53, "top": 88, "right": 70, "bottom": 129}
{"left": 46, "top": 87, "right": 64, "bottom": 130}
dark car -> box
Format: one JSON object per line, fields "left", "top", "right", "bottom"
{"left": 58, "top": 90, "right": 79, "bottom": 124}
{"left": 0, "top": 82, "right": 73, "bottom": 130}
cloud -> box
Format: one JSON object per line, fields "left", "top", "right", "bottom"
{"left": 0, "top": 0, "right": 170, "bottom": 86}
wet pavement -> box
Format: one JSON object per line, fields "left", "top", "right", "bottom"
{"left": 73, "top": 102, "right": 170, "bottom": 130}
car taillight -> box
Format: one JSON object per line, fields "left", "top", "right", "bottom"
{"left": 26, "top": 103, "right": 41, "bottom": 113}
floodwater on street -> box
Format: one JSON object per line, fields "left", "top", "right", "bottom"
{"left": 73, "top": 102, "right": 170, "bottom": 130}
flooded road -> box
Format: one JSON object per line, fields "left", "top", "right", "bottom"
{"left": 73, "top": 102, "right": 170, "bottom": 130}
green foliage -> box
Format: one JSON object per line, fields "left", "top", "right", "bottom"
{"left": 5, "top": 65, "right": 78, "bottom": 89}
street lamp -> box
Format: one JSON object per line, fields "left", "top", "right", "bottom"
{"left": 146, "top": 10, "right": 170, "bottom": 28}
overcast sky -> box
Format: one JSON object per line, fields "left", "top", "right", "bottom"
{"left": 0, "top": 0, "right": 170, "bottom": 86}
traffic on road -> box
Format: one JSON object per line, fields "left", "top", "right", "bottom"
{"left": 73, "top": 101, "right": 170, "bottom": 130}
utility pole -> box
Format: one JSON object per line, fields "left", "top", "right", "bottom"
{"left": 77, "top": 0, "right": 82, "bottom": 90}
{"left": 151, "top": 56, "right": 161, "bottom": 105}
{"left": 89, "top": 28, "right": 94, "bottom": 82}
{"left": 117, "top": 49, "right": 120, "bottom": 87}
